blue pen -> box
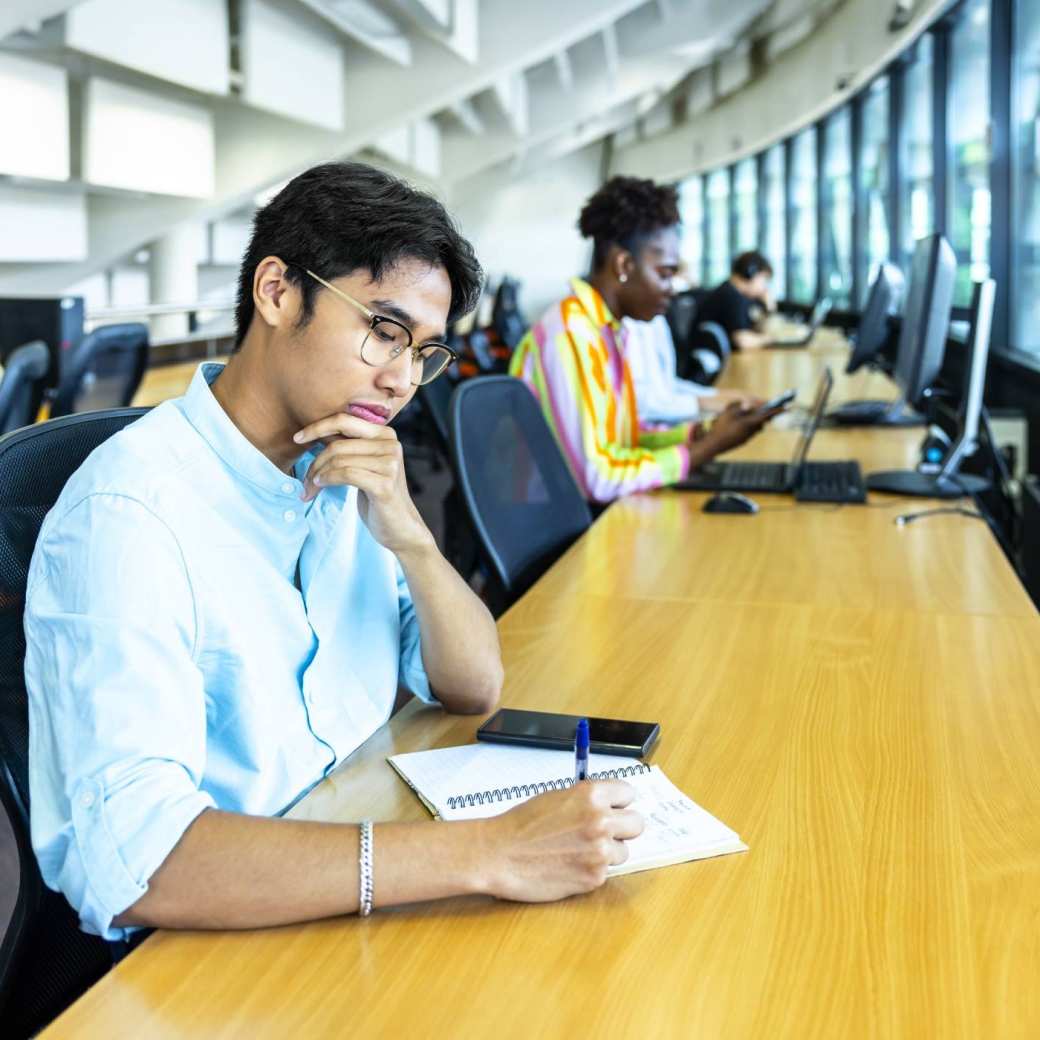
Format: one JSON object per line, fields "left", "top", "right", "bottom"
{"left": 574, "top": 718, "right": 590, "bottom": 781}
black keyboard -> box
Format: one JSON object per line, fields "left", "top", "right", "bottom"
{"left": 796, "top": 461, "right": 867, "bottom": 503}
{"left": 718, "top": 461, "right": 790, "bottom": 492}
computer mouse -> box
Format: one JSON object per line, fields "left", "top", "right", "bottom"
{"left": 702, "top": 492, "right": 759, "bottom": 515}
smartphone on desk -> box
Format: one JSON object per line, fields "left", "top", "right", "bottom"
{"left": 755, "top": 388, "right": 796, "bottom": 417}
{"left": 477, "top": 708, "right": 660, "bottom": 758}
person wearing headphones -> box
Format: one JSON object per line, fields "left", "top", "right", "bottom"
{"left": 509, "top": 177, "right": 778, "bottom": 505}
{"left": 697, "top": 251, "right": 776, "bottom": 351}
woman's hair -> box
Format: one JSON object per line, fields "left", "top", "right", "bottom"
{"left": 234, "top": 162, "right": 483, "bottom": 348}
{"left": 578, "top": 175, "right": 681, "bottom": 270}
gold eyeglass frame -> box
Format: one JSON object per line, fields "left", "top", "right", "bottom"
{"left": 300, "top": 266, "right": 457, "bottom": 386}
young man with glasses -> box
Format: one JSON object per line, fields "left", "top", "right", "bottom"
{"left": 25, "top": 163, "right": 643, "bottom": 941}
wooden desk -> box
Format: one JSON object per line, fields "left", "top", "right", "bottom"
{"left": 525, "top": 332, "right": 1033, "bottom": 618}
{"left": 43, "top": 334, "right": 1040, "bottom": 1038}
{"left": 132, "top": 358, "right": 227, "bottom": 408}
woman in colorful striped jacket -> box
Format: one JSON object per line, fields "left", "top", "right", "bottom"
{"left": 509, "top": 176, "right": 771, "bottom": 505}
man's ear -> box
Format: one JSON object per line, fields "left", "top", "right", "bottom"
{"left": 252, "top": 257, "right": 298, "bottom": 331}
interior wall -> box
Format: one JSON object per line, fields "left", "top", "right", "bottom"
{"left": 449, "top": 143, "right": 603, "bottom": 323}
{"left": 610, "top": 0, "right": 950, "bottom": 182}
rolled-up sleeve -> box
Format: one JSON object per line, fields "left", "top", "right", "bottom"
{"left": 25, "top": 493, "right": 215, "bottom": 939}
{"left": 394, "top": 560, "right": 436, "bottom": 704}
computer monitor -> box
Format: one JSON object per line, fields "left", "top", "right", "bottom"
{"left": 892, "top": 233, "right": 956, "bottom": 408}
{"left": 866, "top": 276, "right": 994, "bottom": 500}
{"left": 828, "top": 237, "right": 952, "bottom": 427}
{"left": 0, "top": 296, "right": 83, "bottom": 390}
{"left": 845, "top": 263, "right": 904, "bottom": 375}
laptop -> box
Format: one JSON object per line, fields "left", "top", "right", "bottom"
{"left": 676, "top": 367, "right": 867, "bottom": 503}
{"left": 768, "top": 298, "right": 833, "bottom": 348}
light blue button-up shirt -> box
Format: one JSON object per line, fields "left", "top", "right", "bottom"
{"left": 24, "top": 363, "right": 434, "bottom": 939}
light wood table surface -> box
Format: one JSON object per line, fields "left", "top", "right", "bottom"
{"left": 132, "top": 357, "right": 228, "bottom": 408}
{"left": 44, "top": 333, "right": 1040, "bottom": 1038}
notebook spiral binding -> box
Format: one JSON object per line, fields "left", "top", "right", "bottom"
{"left": 446, "top": 763, "right": 650, "bottom": 810}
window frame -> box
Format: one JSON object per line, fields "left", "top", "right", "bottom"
{"left": 684, "top": 0, "right": 1040, "bottom": 369}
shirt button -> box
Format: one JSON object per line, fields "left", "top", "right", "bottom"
{"left": 80, "top": 791, "right": 95, "bottom": 808}
{"left": 283, "top": 509, "right": 297, "bottom": 523}
{"left": 281, "top": 481, "right": 295, "bottom": 495}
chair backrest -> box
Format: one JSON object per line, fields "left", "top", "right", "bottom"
{"left": 449, "top": 377, "right": 591, "bottom": 608}
{"left": 491, "top": 278, "right": 527, "bottom": 350}
{"left": 665, "top": 290, "right": 700, "bottom": 355}
{"left": 418, "top": 375, "right": 454, "bottom": 457}
{"left": 468, "top": 329, "right": 496, "bottom": 373}
{"left": 0, "top": 408, "right": 149, "bottom": 1038}
{"left": 50, "top": 323, "right": 149, "bottom": 419}
{"left": 687, "top": 321, "right": 732, "bottom": 384}
{"left": 0, "top": 342, "right": 49, "bottom": 436}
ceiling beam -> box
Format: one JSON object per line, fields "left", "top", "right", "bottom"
{"left": 386, "top": 0, "right": 452, "bottom": 32}
{"left": 448, "top": 98, "right": 485, "bottom": 134}
{"left": 492, "top": 72, "right": 530, "bottom": 136}
{"left": 553, "top": 49, "right": 573, "bottom": 91}
{"left": 293, "top": 0, "right": 412, "bottom": 66}
{"left": 602, "top": 23, "right": 619, "bottom": 87}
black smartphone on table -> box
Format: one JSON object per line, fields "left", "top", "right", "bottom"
{"left": 755, "top": 388, "right": 796, "bottom": 417}
{"left": 477, "top": 708, "right": 659, "bottom": 758}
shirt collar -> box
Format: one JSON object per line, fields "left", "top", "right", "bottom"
{"left": 179, "top": 363, "right": 306, "bottom": 494}
{"left": 570, "top": 277, "right": 621, "bottom": 332}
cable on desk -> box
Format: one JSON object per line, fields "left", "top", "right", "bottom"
{"left": 893, "top": 506, "right": 984, "bottom": 527}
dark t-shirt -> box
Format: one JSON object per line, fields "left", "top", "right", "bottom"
{"left": 697, "top": 281, "right": 753, "bottom": 338}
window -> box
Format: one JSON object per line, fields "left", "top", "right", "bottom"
{"left": 733, "top": 157, "right": 758, "bottom": 252}
{"left": 678, "top": 175, "right": 704, "bottom": 285}
{"left": 948, "top": 0, "right": 991, "bottom": 306}
{"left": 857, "top": 77, "right": 891, "bottom": 306}
{"left": 1012, "top": 0, "right": 1040, "bottom": 354}
{"left": 820, "top": 107, "right": 853, "bottom": 306}
{"left": 761, "top": 143, "right": 787, "bottom": 299}
{"left": 705, "top": 168, "right": 731, "bottom": 285}
{"left": 899, "top": 33, "right": 935, "bottom": 272}
{"left": 789, "top": 126, "right": 818, "bottom": 303}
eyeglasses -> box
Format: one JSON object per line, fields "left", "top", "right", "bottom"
{"left": 300, "top": 267, "right": 457, "bottom": 386}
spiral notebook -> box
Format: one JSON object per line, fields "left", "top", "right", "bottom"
{"left": 388, "top": 743, "right": 747, "bottom": 876}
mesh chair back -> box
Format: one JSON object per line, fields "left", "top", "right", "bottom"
{"left": 0, "top": 408, "right": 148, "bottom": 1038}
{"left": 491, "top": 278, "right": 527, "bottom": 350}
{"left": 418, "top": 375, "right": 454, "bottom": 456}
{"left": 50, "top": 323, "right": 149, "bottom": 418}
{"left": 687, "top": 321, "right": 731, "bottom": 384}
{"left": 449, "top": 377, "right": 591, "bottom": 604}
{"left": 665, "top": 290, "right": 699, "bottom": 356}
{"left": 0, "top": 342, "right": 49, "bottom": 435}
{"left": 468, "top": 329, "right": 496, "bottom": 373}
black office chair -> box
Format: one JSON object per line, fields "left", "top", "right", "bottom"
{"left": 686, "top": 321, "right": 732, "bottom": 384}
{"left": 449, "top": 376, "right": 591, "bottom": 613}
{"left": 0, "top": 342, "right": 50, "bottom": 436}
{"left": 491, "top": 277, "right": 527, "bottom": 351}
{"left": 665, "top": 289, "right": 700, "bottom": 364}
{"left": 467, "top": 328, "right": 498, "bottom": 373}
{"left": 50, "top": 323, "right": 149, "bottom": 418}
{"left": 0, "top": 408, "right": 149, "bottom": 1038}
{"left": 417, "top": 374, "right": 454, "bottom": 459}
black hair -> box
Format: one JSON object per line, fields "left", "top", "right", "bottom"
{"left": 732, "top": 250, "right": 774, "bottom": 279}
{"left": 234, "top": 162, "right": 483, "bottom": 348}
{"left": 577, "top": 175, "right": 681, "bottom": 271}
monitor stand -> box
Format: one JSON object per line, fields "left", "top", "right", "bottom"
{"left": 866, "top": 470, "right": 990, "bottom": 499}
{"left": 827, "top": 399, "right": 924, "bottom": 427}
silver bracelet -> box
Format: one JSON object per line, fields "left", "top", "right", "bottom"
{"left": 358, "top": 820, "right": 374, "bottom": 917}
